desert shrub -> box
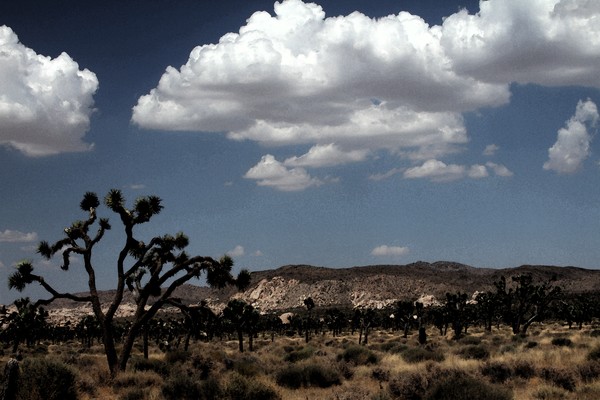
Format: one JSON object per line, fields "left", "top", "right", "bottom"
{"left": 578, "top": 361, "right": 600, "bottom": 383}
{"left": 540, "top": 367, "right": 577, "bottom": 392}
{"left": 460, "top": 335, "right": 482, "bottom": 345}
{"left": 189, "top": 354, "right": 213, "bottom": 379}
{"left": 490, "top": 335, "right": 505, "bottom": 346}
{"left": 275, "top": 363, "right": 341, "bottom": 389}
{"left": 275, "top": 364, "right": 304, "bottom": 389}
{"left": 513, "top": 360, "right": 536, "bottom": 379}
{"left": 525, "top": 341, "right": 539, "bottom": 349}
{"left": 372, "top": 367, "right": 390, "bottom": 382}
{"left": 130, "top": 357, "right": 169, "bottom": 376}
{"left": 232, "top": 355, "right": 261, "bottom": 377}
{"left": 225, "top": 372, "right": 280, "bottom": 400}
{"left": 16, "top": 357, "right": 78, "bottom": 400}
{"left": 304, "top": 363, "right": 342, "bottom": 388}
{"left": 72, "top": 354, "right": 98, "bottom": 368}
{"left": 200, "top": 377, "right": 223, "bottom": 400}
{"left": 500, "top": 344, "right": 517, "bottom": 353}
{"left": 533, "top": 385, "right": 568, "bottom": 399}
{"left": 401, "top": 347, "right": 444, "bottom": 364}
{"left": 388, "top": 370, "right": 428, "bottom": 400}
{"left": 76, "top": 373, "right": 97, "bottom": 397}
{"left": 337, "top": 361, "right": 355, "bottom": 380}
{"left": 551, "top": 338, "right": 573, "bottom": 347}
{"left": 458, "top": 344, "right": 490, "bottom": 360}
{"left": 32, "top": 345, "right": 48, "bottom": 355}
{"left": 113, "top": 371, "right": 163, "bottom": 389}
{"left": 284, "top": 346, "right": 314, "bottom": 362}
{"left": 481, "top": 361, "right": 513, "bottom": 383}
{"left": 119, "top": 387, "right": 150, "bottom": 400}
{"left": 587, "top": 345, "right": 600, "bottom": 361}
{"left": 161, "top": 374, "right": 202, "bottom": 400}
{"left": 423, "top": 372, "right": 513, "bottom": 400}
{"left": 590, "top": 330, "right": 600, "bottom": 338}
{"left": 511, "top": 334, "right": 526, "bottom": 343}
{"left": 341, "top": 345, "right": 379, "bottom": 365}
{"left": 164, "top": 349, "right": 190, "bottom": 364}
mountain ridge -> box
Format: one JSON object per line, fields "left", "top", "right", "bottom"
{"left": 43, "top": 262, "right": 600, "bottom": 321}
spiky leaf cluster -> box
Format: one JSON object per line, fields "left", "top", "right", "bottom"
{"left": 104, "top": 189, "right": 125, "bottom": 212}
{"left": 80, "top": 192, "right": 100, "bottom": 211}
{"left": 133, "top": 196, "right": 163, "bottom": 224}
{"left": 8, "top": 261, "right": 35, "bottom": 292}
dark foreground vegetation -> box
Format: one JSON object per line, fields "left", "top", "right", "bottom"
{"left": 3, "top": 319, "right": 600, "bottom": 399}
{"left": 2, "top": 273, "right": 600, "bottom": 399}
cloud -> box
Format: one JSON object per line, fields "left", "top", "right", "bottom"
{"left": 226, "top": 245, "right": 245, "bottom": 258}
{"left": 132, "top": 0, "right": 510, "bottom": 186}
{"left": 131, "top": 0, "right": 600, "bottom": 190}
{"left": 441, "top": 0, "right": 600, "bottom": 88}
{"left": 0, "top": 229, "right": 38, "bottom": 243}
{"left": 403, "top": 159, "right": 478, "bottom": 182}
{"left": 369, "top": 168, "right": 403, "bottom": 181}
{"left": 543, "top": 99, "right": 599, "bottom": 174}
{"left": 244, "top": 154, "right": 324, "bottom": 191}
{"left": 483, "top": 144, "right": 499, "bottom": 156}
{"left": 128, "top": 184, "right": 146, "bottom": 190}
{"left": 0, "top": 26, "right": 98, "bottom": 156}
{"left": 371, "top": 245, "right": 410, "bottom": 257}
{"left": 403, "top": 159, "right": 514, "bottom": 181}
{"left": 283, "top": 143, "right": 369, "bottom": 168}
{"left": 486, "top": 162, "right": 514, "bottom": 177}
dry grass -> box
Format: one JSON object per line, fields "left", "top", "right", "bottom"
{"left": 2, "top": 324, "right": 600, "bottom": 399}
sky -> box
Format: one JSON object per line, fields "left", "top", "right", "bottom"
{"left": 1, "top": 0, "right": 600, "bottom": 304}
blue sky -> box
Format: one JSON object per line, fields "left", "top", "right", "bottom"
{"left": 1, "top": 0, "right": 599, "bottom": 304}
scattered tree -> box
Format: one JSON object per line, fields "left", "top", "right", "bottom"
{"left": 8, "top": 190, "right": 250, "bottom": 376}
{"left": 222, "top": 299, "right": 260, "bottom": 352}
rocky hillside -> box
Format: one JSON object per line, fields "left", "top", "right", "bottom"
{"left": 41, "top": 261, "right": 600, "bottom": 322}
{"left": 229, "top": 262, "right": 600, "bottom": 311}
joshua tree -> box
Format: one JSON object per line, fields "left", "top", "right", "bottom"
{"left": 495, "top": 274, "right": 562, "bottom": 335}
{"left": 2, "top": 297, "right": 47, "bottom": 353}
{"left": 444, "top": 292, "right": 470, "bottom": 340}
{"left": 8, "top": 190, "right": 250, "bottom": 376}
{"left": 353, "top": 308, "right": 376, "bottom": 345}
{"left": 303, "top": 297, "right": 315, "bottom": 343}
{"left": 222, "top": 299, "right": 260, "bottom": 352}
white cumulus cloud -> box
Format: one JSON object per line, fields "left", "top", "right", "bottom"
{"left": 441, "top": 0, "right": 600, "bottom": 87}
{"left": 226, "top": 245, "right": 245, "bottom": 258}
{"left": 403, "top": 159, "right": 513, "bottom": 181}
{"left": 486, "top": 162, "right": 514, "bottom": 177}
{"left": 131, "top": 0, "right": 600, "bottom": 189}
{"left": 131, "top": 0, "right": 510, "bottom": 188}
{"left": 0, "top": 229, "right": 38, "bottom": 243}
{"left": 404, "top": 159, "right": 474, "bottom": 182}
{"left": 0, "top": 26, "right": 98, "bottom": 156}
{"left": 244, "top": 154, "right": 324, "bottom": 191}
{"left": 283, "top": 143, "right": 369, "bottom": 168}
{"left": 543, "top": 99, "right": 598, "bottom": 174}
{"left": 371, "top": 245, "right": 410, "bottom": 257}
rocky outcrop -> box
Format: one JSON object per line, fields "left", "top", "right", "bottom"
{"left": 36, "top": 261, "right": 600, "bottom": 320}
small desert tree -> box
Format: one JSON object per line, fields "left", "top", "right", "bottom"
{"left": 222, "top": 299, "right": 260, "bottom": 352}
{"left": 495, "top": 273, "right": 562, "bottom": 335}
{"left": 303, "top": 297, "right": 315, "bottom": 343}
{"left": 8, "top": 190, "right": 250, "bottom": 376}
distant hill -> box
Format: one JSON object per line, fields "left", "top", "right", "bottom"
{"left": 44, "top": 262, "right": 600, "bottom": 321}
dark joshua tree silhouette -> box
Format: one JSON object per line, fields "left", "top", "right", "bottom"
{"left": 495, "top": 273, "right": 562, "bottom": 335}
{"left": 303, "top": 297, "right": 315, "bottom": 343}
{"left": 222, "top": 299, "right": 260, "bottom": 353}
{"left": 8, "top": 190, "right": 250, "bottom": 376}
